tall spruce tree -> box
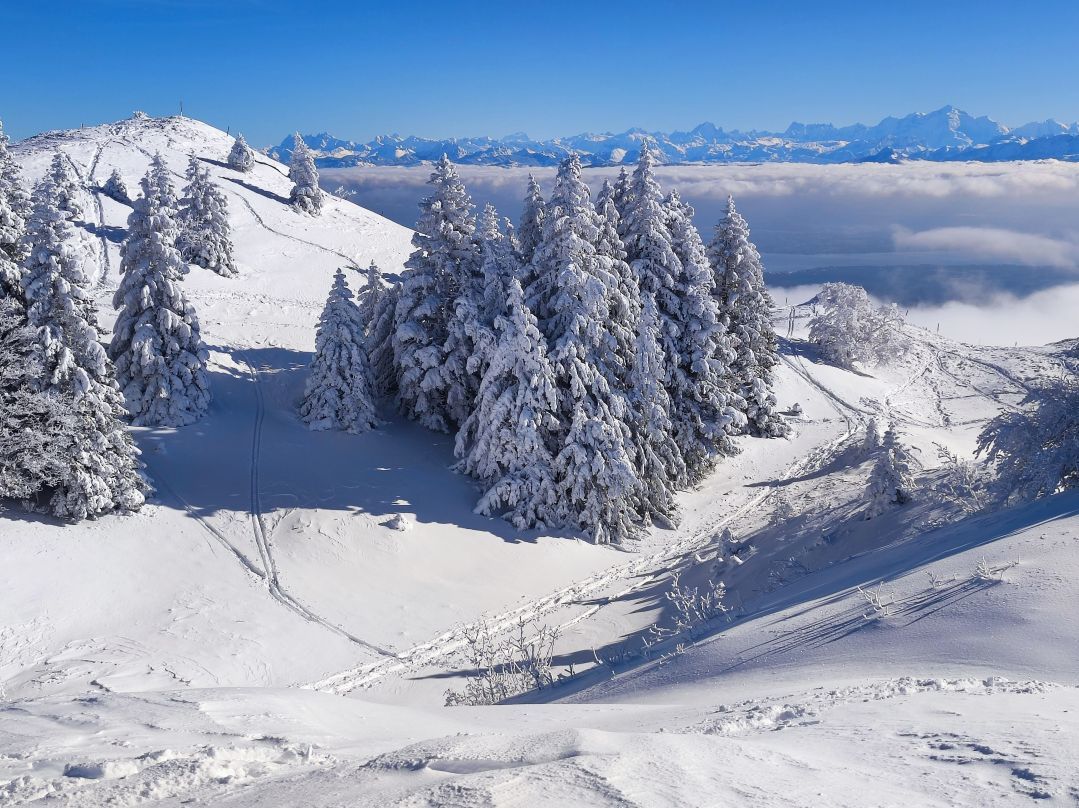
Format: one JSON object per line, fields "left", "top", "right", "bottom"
{"left": 46, "top": 152, "right": 84, "bottom": 220}
{"left": 528, "top": 154, "right": 642, "bottom": 543}
{"left": 454, "top": 277, "right": 559, "bottom": 530}
{"left": 665, "top": 189, "right": 745, "bottom": 467}
{"left": 111, "top": 165, "right": 211, "bottom": 427}
{"left": 177, "top": 156, "right": 236, "bottom": 276}
{"left": 628, "top": 294, "right": 685, "bottom": 524}
{"left": 227, "top": 134, "right": 255, "bottom": 173}
{"left": 300, "top": 268, "right": 379, "bottom": 433}
{"left": 516, "top": 174, "right": 546, "bottom": 266}
{"left": 0, "top": 120, "right": 31, "bottom": 300}
{"left": 393, "top": 156, "right": 479, "bottom": 432}
{"left": 356, "top": 260, "right": 397, "bottom": 398}
{"left": 288, "top": 134, "right": 323, "bottom": 215}
{"left": 708, "top": 195, "right": 787, "bottom": 438}
{"left": 19, "top": 178, "right": 148, "bottom": 518}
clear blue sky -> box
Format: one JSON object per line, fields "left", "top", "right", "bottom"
{"left": 3, "top": 0, "right": 1078, "bottom": 146}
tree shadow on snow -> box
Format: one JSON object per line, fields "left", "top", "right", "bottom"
{"left": 222, "top": 176, "right": 290, "bottom": 206}
{"left": 780, "top": 336, "right": 875, "bottom": 377}
{"left": 137, "top": 344, "right": 535, "bottom": 546}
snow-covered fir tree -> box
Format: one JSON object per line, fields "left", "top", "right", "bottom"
{"left": 288, "top": 134, "right": 323, "bottom": 215}
{"left": 863, "top": 417, "right": 882, "bottom": 453}
{"left": 664, "top": 189, "right": 746, "bottom": 470}
{"left": 300, "top": 268, "right": 379, "bottom": 433}
{"left": 708, "top": 195, "right": 787, "bottom": 437}
{"left": 46, "top": 152, "right": 84, "bottom": 220}
{"left": 516, "top": 174, "right": 546, "bottom": 266}
{"left": 469, "top": 203, "right": 522, "bottom": 382}
{"left": 110, "top": 165, "right": 211, "bottom": 427}
{"left": 144, "top": 153, "right": 180, "bottom": 215}
{"left": 0, "top": 120, "right": 31, "bottom": 300}
{"left": 227, "top": 133, "right": 255, "bottom": 173}
{"left": 101, "top": 168, "right": 129, "bottom": 204}
{"left": 528, "top": 154, "right": 642, "bottom": 543}
{"left": 18, "top": 178, "right": 148, "bottom": 518}
{"left": 864, "top": 425, "right": 915, "bottom": 518}
{"left": 355, "top": 260, "right": 398, "bottom": 398}
{"left": 628, "top": 294, "right": 685, "bottom": 524}
{"left": 0, "top": 296, "right": 72, "bottom": 500}
{"left": 454, "top": 276, "right": 559, "bottom": 529}
{"left": 611, "top": 166, "right": 631, "bottom": 220}
{"left": 176, "top": 156, "right": 236, "bottom": 276}
{"left": 977, "top": 375, "right": 1079, "bottom": 503}
{"left": 393, "top": 156, "right": 479, "bottom": 432}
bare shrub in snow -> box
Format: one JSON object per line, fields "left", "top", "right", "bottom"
{"left": 647, "top": 570, "right": 728, "bottom": 645}
{"left": 858, "top": 582, "right": 895, "bottom": 620}
{"left": 933, "top": 443, "right": 991, "bottom": 516}
{"left": 444, "top": 616, "right": 560, "bottom": 706}
{"left": 808, "top": 282, "right": 906, "bottom": 370}
{"left": 976, "top": 375, "right": 1079, "bottom": 503}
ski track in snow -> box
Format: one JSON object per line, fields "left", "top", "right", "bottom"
{"left": 241, "top": 353, "right": 396, "bottom": 660}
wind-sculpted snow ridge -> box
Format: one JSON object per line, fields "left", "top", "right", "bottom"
{"left": 272, "top": 104, "right": 1079, "bottom": 167}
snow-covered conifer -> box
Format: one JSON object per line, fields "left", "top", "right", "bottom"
{"left": 176, "top": 157, "right": 236, "bottom": 276}
{"left": 46, "top": 152, "right": 84, "bottom": 220}
{"left": 356, "top": 261, "right": 398, "bottom": 398}
{"left": 145, "top": 153, "right": 180, "bottom": 215}
{"left": 393, "top": 156, "right": 479, "bottom": 431}
{"left": 708, "top": 195, "right": 786, "bottom": 437}
{"left": 0, "top": 120, "right": 31, "bottom": 300}
{"left": 300, "top": 268, "right": 379, "bottom": 433}
{"left": 102, "top": 168, "right": 129, "bottom": 204}
{"left": 18, "top": 179, "right": 147, "bottom": 518}
{"left": 454, "top": 277, "right": 559, "bottom": 529}
{"left": 864, "top": 425, "right": 915, "bottom": 518}
{"left": 665, "top": 189, "right": 747, "bottom": 469}
{"left": 863, "top": 417, "right": 882, "bottom": 453}
{"left": 288, "top": 134, "right": 323, "bottom": 215}
{"left": 529, "top": 154, "right": 642, "bottom": 542}
{"left": 110, "top": 165, "right": 211, "bottom": 426}
{"left": 227, "top": 134, "right": 255, "bottom": 173}
{"left": 628, "top": 294, "right": 685, "bottom": 524}
{"left": 516, "top": 174, "right": 546, "bottom": 266}
{"left": 611, "top": 166, "right": 631, "bottom": 220}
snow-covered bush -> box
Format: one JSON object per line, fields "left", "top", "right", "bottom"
{"left": 933, "top": 443, "right": 991, "bottom": 516}
{"left": 864, "top": 425, "right": 916, "bottom": 518}
{"left": 300, "top": 268, "right": 379, "bottom": 434}
{"left": 647, "top": 570, "right": 728, "bottom": 644}
{"left": 444, "top": 616, "right": 561, "bottom": 706}
{"left": 111, "top": 156, "right": 211, "bottom": 427}
{"left": 101, "top": 169, "right": 129, "bottom": 204}
{"left": 863, "top": 417, "right": 882, "bottom": 453}
{"left": 808, "top": 282, "right": 906, "bottom": 370}
{"left": 227, "top": 134, "right": 254, "bottom": 173}
{"left": 287, "top": 134, "right": 322, "bottom": 215}
{"left": 976, "top": 375, "right": 1079, "bottom": 503}
{"left": 176, "top": 157, "right": 236, "bottom": 276}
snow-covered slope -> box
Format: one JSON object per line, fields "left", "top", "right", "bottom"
{"left": 2, "top": 116, "right": 1077, "bottom": 806}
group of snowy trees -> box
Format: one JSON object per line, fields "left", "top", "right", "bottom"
{"left": 0, "top": 115, "right": 228, "bottom": 518}
{"left": 302, "top": 149, "right": 787, "bottom": 542}
{"left": 809, "top": 282, "right": 906, "bottom": 369}
{"left": 0, "top": 123, "right": 148, "bottom": 518}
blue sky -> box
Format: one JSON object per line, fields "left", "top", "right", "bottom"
{"left": 3, "top": 0, "right": 1078, "bottom": 145}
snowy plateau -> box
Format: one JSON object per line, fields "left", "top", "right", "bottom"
{"left": 1, "top": 113, "right": 1078, "bottom": 808}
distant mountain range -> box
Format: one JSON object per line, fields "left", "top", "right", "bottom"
{"left": 268, "top": 106, "right": 1079, "bottom": 168}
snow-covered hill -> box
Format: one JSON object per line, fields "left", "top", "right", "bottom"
{"left": 2, "top": 115, "right": 1077, "bottom": 806}
{"left": 271, "top": 105, "right": 1079, "bottom": 167}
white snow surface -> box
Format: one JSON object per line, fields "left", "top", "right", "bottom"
{"left": 2, "top": 115, "right": 1078, "bottom": 806}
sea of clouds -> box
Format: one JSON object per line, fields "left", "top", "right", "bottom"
{"left": 324, "top": 161, "right": 1079, "bottom": 347}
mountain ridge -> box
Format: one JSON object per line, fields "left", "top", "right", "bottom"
{"left": 269, "top": 105, "right": 1079, "bottom": 167}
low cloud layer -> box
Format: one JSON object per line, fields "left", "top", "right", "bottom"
{"left": 324, "top": 161, "right": 1079, "bottom": 346}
